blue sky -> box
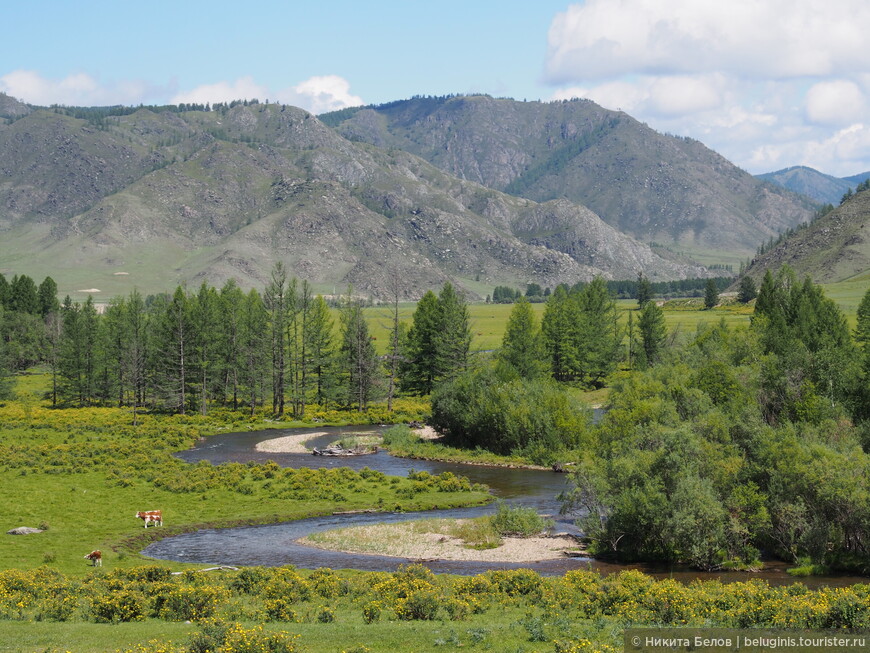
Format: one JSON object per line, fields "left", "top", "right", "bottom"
{"left": 1, "top": 1, "right": 566, "bottom": 107}
{"left": 4, "top": 1, "right": 870, "bottom": 176}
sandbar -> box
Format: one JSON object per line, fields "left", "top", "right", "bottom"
{"left": 297, "top": 521, "right": 582, "bottom": 562}
{"left": 254, "top": 432, "right": 329, "bottom": 454}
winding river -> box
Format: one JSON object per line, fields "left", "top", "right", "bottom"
{"left": 143, "top": 425, "right": 866, "bottom": 586}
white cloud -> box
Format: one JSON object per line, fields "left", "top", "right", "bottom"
{"left": 546, "top": 0, "right": 870, "bottom": 82}
{"left": 171, "top": 75, "right": 363, "bottom": 114}
{"left": 171, "top": 76, "right": 270, "bottom": 106}
{"left": 751, "top": 123, "right": 870, "bottom": 176}
{"left": 554, "top": 74, "right": 735, "bottom": 120}
{"left": 805, "top": 80, "right": 867, "bottom": 126}
{"left": 1, "top": 70, "right": 363, "bottom": 116}
{"left": 544, "top": 1, "right": 870, "bottom": 175}
{"left": 288, "top": 75, "right": 363, "bottom": 114}
{"left": 0, "top": 70, "right": 154, "bottom": 106}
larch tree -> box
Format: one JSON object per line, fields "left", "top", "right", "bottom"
{"left": 218, "top": 279, "right": 246, "bottom": 411}
{"left": 499, "top": 296, "right": 547, "bottom": 379}
{"left": 239, "top": 288, "right": 269, "bottom": 416}
{"left": 434, "top": 282, "right": 472, "bottom": 385}
{"left": 264, "top": 263, "right": 289, "bottom": 416}
{"left": 304, "top": 294, "right": 335, "bottom": 406}
{"left": 638, "top": 300, "right": 667, "bottom": 367}
{"left": 340, "top": 297, "right": 379, "bottom": 411}
{"left": 576, "top": 277, "right": 622, "bottom": 387}
{"left": 402, "top": 290, "right": 441, "bottom": 395}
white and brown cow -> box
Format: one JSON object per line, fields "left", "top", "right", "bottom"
{"left": 84, "top": 550, "right": 102, "bottom": 567}
{"left": 135, "top": 510, "right": 163, "bottom": 528}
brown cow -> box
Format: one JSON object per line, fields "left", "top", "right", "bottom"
{"left": 84, "top": 550, "right": 102, "bottom": 567}
{"left": 135, "top": 510, "right": 163, "bottom": 528}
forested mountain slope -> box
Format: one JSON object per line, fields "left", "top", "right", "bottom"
{"left": 0, "top": 95, "right": 709, "bottom": 300}
{"left": 743, "top": 188, "right": 870, "bottom": 283}
{"left": 324, "top": 95, "right": 815, "bottom": 254}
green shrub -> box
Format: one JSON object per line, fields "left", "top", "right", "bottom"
{"left": 489, "top": 502, "right": 553, "bottom": 537}
{"left": 263, "top": 597, "right": 298, "bottom": 622}
{"left": 157, "top": 585, "right": 228, "bottom": 621}
{"left": 430, "top": 365, "right": 590, "bottom": 456}
{"left": 382, "top": 425, "right": 415, "bottom": 447}
{"left": 229, "top": 567, "right": 270, "bottom": 594}
{"left": 362, "top": 600, "right": 382, "bottom": 624}
{"left": 89, "top": 590, "right": 146, "bottom": 623}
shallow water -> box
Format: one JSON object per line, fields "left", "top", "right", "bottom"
{"left": 144, "top": 425, "right": 868, "bottom": 586}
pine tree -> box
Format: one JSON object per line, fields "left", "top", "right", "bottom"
{"left": 58, "top": 296, "right": 100, "bottom": 405}
{"left": 192, "top": 283, "right": 220, "bottom": 415}
{"left": 737, "top": 276, "right": 757, "bottom": 304}
{"left": 304, "top": 295, "right": 335, "bottom": 406}
{"left": 0, "top": 274, "right": 9, "bottom": 309}
{"left": 384, "top": 277, "right": 405, "bottom": 411}
{"left": 636, "top": 273, "right": 653, "bottom": 308}
{"left": 37, "top": 277, "right": 60, "bottom": 318}
{"left": 218, "top": 279, "right": 246, "bottom": 411}
{"left": 402, "top": 290, "right": 441, "bottom": 394}
{"left": 124, "top": 290, "right": 148, "bottom": 424}
{"left": 340, "top": 298, "right": 379, "bottom": 410}
{"left": 541, "top": 285, "right": 582, "bottom": 382}
{"left": 434, "top": 282, "right": 471, "bottom": 384}
{"left": 577, "top": 277, "right": 622, "bottom": 387}
{"left": 103, "top": 297, "right": 128, "bottom": 407}
{"left": 704, "top": 278, "right": 719, "bottom": 309}
{"left": 9, "top": 275, "right": 38, "bottom": 314}
{"left": 638, "top": 301, "right": 666, "bottom": 366}
{"left": 500, "top": 296, "right": 547, "bottom": 379}
{"left": 239, "top": 288, "right": 269, "bottom": 416}
{"left": 264, "top": 263, "right": 289, "bottom": 416}
{"left": 152, "top": 287, "right": 195, "bottom": 414}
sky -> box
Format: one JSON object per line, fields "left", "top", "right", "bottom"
{"left": 3, "top": 0, "right": 870, "bottom": 176}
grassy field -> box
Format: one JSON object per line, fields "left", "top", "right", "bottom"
{"left": 361, "top": 296, "right": 757, "bottom": 355}
{"left": 0, "top": 378, "right": 489, "bottom": 576}
{"left": 359, "top": 271, "right": 870, "bottom": 357}
{"left": 822, "top": 274, "right": 870, "bottom": 328}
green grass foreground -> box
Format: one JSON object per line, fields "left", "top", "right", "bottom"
{"left": 4, "top": 563, "right": 870, "bottom": 653}
{"left": 0, "top": 382, "right": 488, "bottom": 575}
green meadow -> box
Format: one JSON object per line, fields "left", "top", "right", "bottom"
{"left": 361, "top": 297, "right": 758, "bottom": 355}
{"left": 359, "top": 274, "right": 870, "bottom": 356}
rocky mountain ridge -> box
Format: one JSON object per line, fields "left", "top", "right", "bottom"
{"left": 743, "top": 189, "right": 870, "bottom": 283}
{"left": 324, "top": 95, "right": 815, "bottom": 255}
{"left": 0, "top": 95, "right": 709, "bottom": 300}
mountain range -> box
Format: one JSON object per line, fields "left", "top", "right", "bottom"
{"left": 323, "top": 95, "right": 814, "bottom": 257}
{"left": 756, "top": 166, "right": 870, "bottom": 206}
{"left": 0, "top": 92, "right": 815, "bottom": 300}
